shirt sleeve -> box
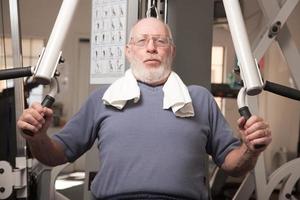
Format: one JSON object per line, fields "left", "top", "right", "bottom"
{"left": 51, "top": 90, "right": 101, "bottom": 162}
{"left": 205, "top": 93, "right": 241, "bottom": 167}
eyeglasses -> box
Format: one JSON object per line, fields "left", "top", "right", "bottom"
{"left": 130, "top": 34, "right": 173, "bottom": 47}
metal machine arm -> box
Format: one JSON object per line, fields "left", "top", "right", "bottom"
{"left": 222, "top": 0, "right": 300, "bottom": 200}
{"left": 0, "top": 0, "right": 79, "bottom": 199}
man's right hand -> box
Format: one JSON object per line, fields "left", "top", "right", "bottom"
{"left": 17, "top": 102, "right": 68, "bottom": 166}
{"left": 17, "top": 102, "right": 53, "bottom": 139}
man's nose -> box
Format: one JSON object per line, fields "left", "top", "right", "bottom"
{"left": 146, "top": 39, "right": 157, "bottom": 53}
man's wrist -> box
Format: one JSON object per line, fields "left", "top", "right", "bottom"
{"left": 242, "top": 143, "right": 261, "bottom": 158}
{"left": 25, "top": 131, "right": 48, "bottom": 144}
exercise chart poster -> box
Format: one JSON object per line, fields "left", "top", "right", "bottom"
{"left": 90, "top": 0, "right": 127, "bottom": 84}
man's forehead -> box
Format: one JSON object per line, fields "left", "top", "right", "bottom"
{"left": 132, "top": 18, "right": 168, "bottom": 35}
{"left": 135, "top": 18, "right": 166, "bottom": 26}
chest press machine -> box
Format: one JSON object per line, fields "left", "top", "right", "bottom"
{"left": 1, "top": 0, "right": 300, "bottom": 199}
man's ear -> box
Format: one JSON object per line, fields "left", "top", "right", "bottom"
{"left": 171, "top": 45, "right": 176, "bottom": 59}
{"left": 125, "top": 44, "right": 131, "bottom": 60}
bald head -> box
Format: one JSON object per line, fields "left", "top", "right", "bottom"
{"left": 129, "top": 17, "right": 173, "bottom": 41}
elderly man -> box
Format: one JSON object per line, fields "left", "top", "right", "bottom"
{"left": 17, "top": 18, "right": 271, "bottom": 200}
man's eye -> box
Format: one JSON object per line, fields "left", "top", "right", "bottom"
{"left": 157, "top": 38, "right": 168, "bottom": 44}
{"left": 156, "top": 38, "right": 168, "bottom": 45}
{"left": 136, "top": 38, "right": 146, "bottom": 44}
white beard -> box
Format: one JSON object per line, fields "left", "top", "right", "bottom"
{"left": 130, "top": 56, "right": 173, "bottom": 85}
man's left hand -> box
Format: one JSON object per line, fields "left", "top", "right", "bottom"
{"left": 238, "top": 115, "right": 272, "bottom": 154}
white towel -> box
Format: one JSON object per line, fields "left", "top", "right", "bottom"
{"left": 102, "top": 69, "right": 194, "bottom": 117}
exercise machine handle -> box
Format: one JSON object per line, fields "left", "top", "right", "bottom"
{"left": 238, "top": 106, "right": 266, "bottom": 149}
{"left": 22, "top": 95, "right": 55, "bottom": 137}
{"left": 238, "top": 106, "right": 252, "bottom": 121}
{"left": 22, "top": 79, "right": 57, "bottom": 136}
{"left": 0, "top": 66, "right": 33, "bottom": 80}
{"left": 264, "top": 80, "right": 300, "bottom": 101}
{"left": 41, "top": 94, "right": 55, "bottom": 108}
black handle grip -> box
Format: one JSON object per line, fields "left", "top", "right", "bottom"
{"left": 0, "top": 66, "right": 32, "bottom": 80}
{"left": 22, "top": 95, "right": 55, "bottom": 136}
{"left": 41, "top": 95, "right": 55, "bottom": 108}
{"left": 238, "top": 106, "right": 251, "bottom": 120}
{"left": 264, "top": 80, "right": 300, "bottom": 101}
{"left": 238, "top": 106, "right": 265, "bottom": 149}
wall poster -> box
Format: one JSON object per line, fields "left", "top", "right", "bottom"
{"left": 90, "top": 0, "right": 127, "bottom": 84}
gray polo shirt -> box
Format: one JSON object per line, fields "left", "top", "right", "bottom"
{"left": 53, "top": 82, "right": 240, "bottom": 199}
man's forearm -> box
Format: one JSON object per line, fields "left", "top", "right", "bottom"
{"left": 221, "top": 143, "right": 260, "bottom": 177}
{"left": 27, "top": 133, "right": 68, "bottom": 166}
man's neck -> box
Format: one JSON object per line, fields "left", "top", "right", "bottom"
{"left": 134, "top": 71, "right": 171, "bottom": 86}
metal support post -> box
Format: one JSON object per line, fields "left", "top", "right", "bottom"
{"left": 8, "top": 0, "right": 27, "bottom": 198}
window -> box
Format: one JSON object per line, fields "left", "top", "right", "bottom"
{"left": 0, "top": 37, "right": 44, "bottom": 105}
{"left": 211, "top": 46, "right": 225, "bottom": 110}
{"left": 211, "top": 46, "right": 224, "bottom": 83}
